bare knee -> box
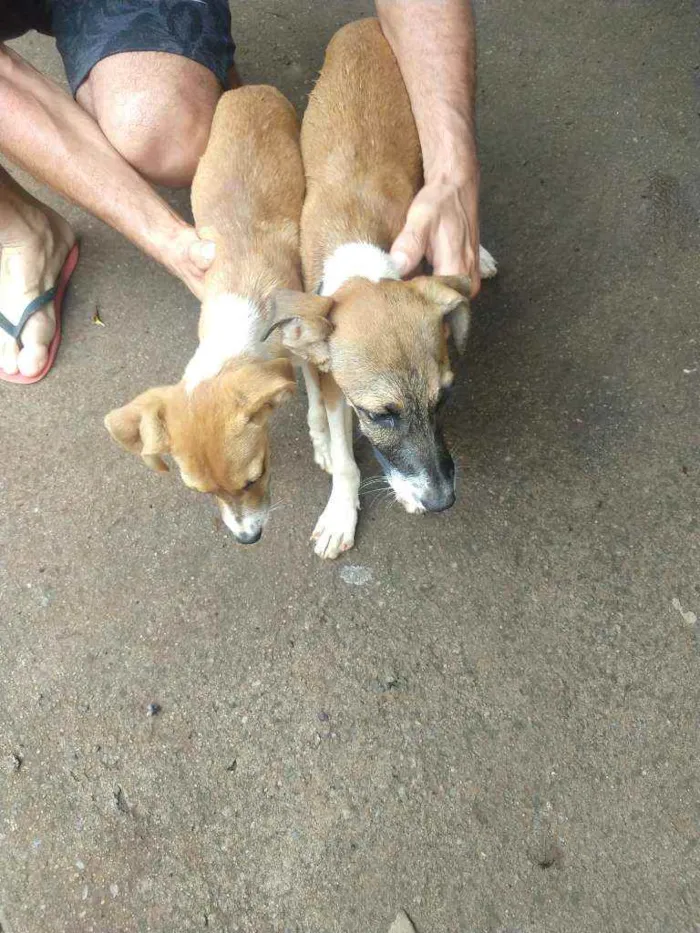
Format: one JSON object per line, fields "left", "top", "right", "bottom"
{"left": 103, "top": 101, "right": 214, "bottom": 188}
{"left": 79, "top": 53, "right": 221, "bottom": 188}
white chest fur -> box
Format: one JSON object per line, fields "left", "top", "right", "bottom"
{"left": 184, "top": 293, "right": 261, "bottom": 393}
{"left": 320, "top": 242, "right": 400, "bottom": 297}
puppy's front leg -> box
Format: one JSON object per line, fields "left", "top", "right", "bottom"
{"left": 301, "top": 362, "right": 331, "bottom": 474}
{"left": 311, "top": 372, "right": 360, "bottom": 559}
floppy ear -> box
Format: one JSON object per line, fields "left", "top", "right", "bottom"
{"left": 104, "top": 387, "right": 173, "bottom": 473}
{"left": 243, "top": 358, "right": 297, "bottom": 425}
{"left": 409, "top": 275, "right": 472, "bottom": 353}
{"left": 262, "top": 289, "right": 335, "bottom": 371}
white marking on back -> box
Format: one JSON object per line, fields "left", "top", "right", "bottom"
{"left": 320, "top": 242, "right": 400, "bottom": 297}
{"left": 184, "top": 294, "right": 261, "bottom": 393}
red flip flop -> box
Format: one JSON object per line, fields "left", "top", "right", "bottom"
{"left": 0, "top": 241, "right": 80, "bottom": 385}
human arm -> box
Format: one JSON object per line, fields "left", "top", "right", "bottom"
{"left": 376, "top": 0, "right": 481, "bottom": 295}
{"left": 0, "top": 45, "right": 212, "bottom": 298}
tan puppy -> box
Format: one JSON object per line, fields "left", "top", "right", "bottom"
{"left": 267, "top": 19, "right": 497, "bottom": 558}
{"left": 105, "top": 86, "right": 303, "bottom": 544}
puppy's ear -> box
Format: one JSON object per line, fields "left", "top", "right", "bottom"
{"left": 104, "top": 387, "right": 174, "bottom": 473}
{"left": 263, "top": 290, "right": 335, "bottom": 371}
{"left": 242, "top": 358, "right": 297, "bottom": 425}
{"left": 409, "top": 275, "right": 471, "bottom": 353}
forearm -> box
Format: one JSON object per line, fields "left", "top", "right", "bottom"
{"left": 376, "top": 0, "right": 478, "bottom": 185}
{"left": 0, "top": 45, "right": 187, "bottom": 264}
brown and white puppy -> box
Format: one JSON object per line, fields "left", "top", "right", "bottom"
{"left": 267, "top": 19, "right": 497, "bottom": 558}
{"left": 105, "top": 86, "right": 303, "bottom": 544}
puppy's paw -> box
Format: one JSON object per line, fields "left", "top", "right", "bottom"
{"left": 479, "top": 245, "right": 498, "bottom": 279}
{"left": 310, "top": 430, "right": 333, "bottom": 474}
{"left": 312, "top": 497, "right": 358, "bottom": 559}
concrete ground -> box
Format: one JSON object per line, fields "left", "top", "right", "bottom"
{"left": 1, "top": 1, "right": 698, "bottom": 931}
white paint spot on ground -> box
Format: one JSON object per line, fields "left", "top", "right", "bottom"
{"left": 672, "top": 597, "right": 697, "bottom": 625}
{"left": 339, "top": 565, "right": 373, "bottom": 586}
{"left": 109, "top": 883, "right": 119, "bottom": 897}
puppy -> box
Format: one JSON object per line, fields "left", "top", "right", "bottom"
{"left": 105, "top": 86, "right": 304, "bottom": 544}
{"left": 267, "top": 19, "right": 497, "bottom": 558}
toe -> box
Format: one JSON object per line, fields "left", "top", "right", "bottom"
{"left": 312, "top": 495, "right": 359, "bottom": 558}
{"left": 17, "top": 341, "right": 49, "bottom": 378}
{"left": 15, "top": 305, "right": 55, "bottom": 378}
{"left": 0, "top": 337, "right": 20, "bottom": 375}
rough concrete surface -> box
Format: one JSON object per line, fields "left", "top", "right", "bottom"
{"left": 1, "top": 2, "right": 699, "bottom": 932}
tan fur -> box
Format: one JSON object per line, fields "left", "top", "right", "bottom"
{"left": 194, "top": 85, "right": 304, "bottom": 343}
{"left": 300, "top": 18, "right": 422, "bottom": 290}
{"left": 279, "top": 19, "right": 470, "bottom": 418}
{"left": 106, "top": 87, "right": 304, "bottom": 538}
{"left": 268, "top": 19, "right": 476, "bottom": 543}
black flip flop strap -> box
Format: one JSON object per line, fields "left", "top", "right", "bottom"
{"left": 0, "top": 286, "right": 57, "bottom": 340}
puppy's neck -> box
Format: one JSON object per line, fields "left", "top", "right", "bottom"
{"left": 183, "top": 293, "right": 262, "bottom": 393}
{"left": 320, "top": 242, "right": 401, "bottom": 297}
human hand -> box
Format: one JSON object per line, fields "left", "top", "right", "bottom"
{"left": 390, "top": 175, "right": 481, "bottom": 297}
{"left": 161, "top": 225, "right": 215, "bottom": 301}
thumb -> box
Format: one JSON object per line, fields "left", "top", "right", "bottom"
{"left": 188, "top": 237, "right": 216, "bottom": 272}
{"left": 390, "top": 218, "right": 430, "bottom": 278}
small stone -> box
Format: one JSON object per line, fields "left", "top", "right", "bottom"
{"left": 3, "top": 752, "right": 23, "bottom": 773}
{"left": 317, "top": 711, "right": 330, "bottom": 722}
{"left": 146, "top": 703, "right": 161, "bottom": 717}
{"left": 389, "top": 911, "right": 416, "bottom": 933}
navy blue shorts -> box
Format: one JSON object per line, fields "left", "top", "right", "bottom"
{"left": 0, "top": 0, "right": 235, "bottom": 95}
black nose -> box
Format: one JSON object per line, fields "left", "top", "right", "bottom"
{"left": 236, "top": 528, "right": 262, "bottom": 545}
{"left": 421, "top": 487, "right": 456, "bottom": 513}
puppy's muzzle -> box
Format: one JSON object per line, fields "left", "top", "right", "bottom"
{"left": 421, "top": 453, "right": 456, "bottom": 512}
{"left": 235, "top": 527, "right": 263, "bottom": 545}
{"left": 219, "top": 501, "right": 268, "bottom": 545}
{"left": 420, "top": 486, "right": 456, "bottom": 513}
{"left": 375, "top": 446, "right": 456, "bottom": 514}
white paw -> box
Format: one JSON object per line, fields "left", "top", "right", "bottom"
{"left": 311, "top": 497, "right": 358, "bottom": 559}
{"left": 310, "top": 430, "right": 333, "bottom": 474}
{"left": 479, "top": 245, "right": 498, "bottom": 279}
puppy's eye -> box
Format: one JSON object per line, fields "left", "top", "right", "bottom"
{"left": 243, "top": 472, "right": 263, "bottom": 491}
{"left": 357, "top": 406, "right": 400, "bottom": 428}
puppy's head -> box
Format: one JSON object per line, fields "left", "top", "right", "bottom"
{"left": 104, "top": 358, "right": 295, "bottom": 543}
{"left": 268, "top": 276, "right": 470, "bottom": 513}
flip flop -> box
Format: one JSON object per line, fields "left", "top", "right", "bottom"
{"left": 0, "top": 241, "right": 80, "bottom": 385}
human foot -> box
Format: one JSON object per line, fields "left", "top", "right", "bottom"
{"left": 0, "top": 201, "right": 75, "bottom": 379}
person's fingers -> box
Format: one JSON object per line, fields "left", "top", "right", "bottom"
{"left": 390, "top": 208, "right": 431, "bottom": 277}
{"left": 468, "top": 260, "right": 481, "bottom": 298}
{"left": 464, "top": 239, "right": 481, "bottom": 298}
{"left": 431, "top": 216, "right": 469, "bottom": 276}
{"left": 188, "top": 237, "right": 216, "bottom": 271}
{"left": 466, "top": 199, "right": 481, "bottom": 297}
{"left": 431, "top": 218, "right": 482, "bottom": 297}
